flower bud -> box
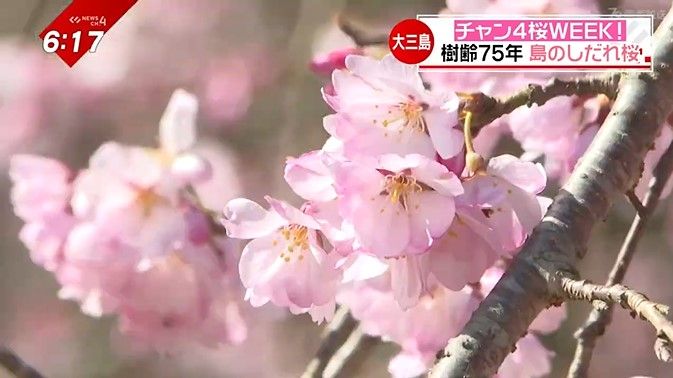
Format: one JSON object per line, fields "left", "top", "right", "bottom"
{"left": 465, "top": 151, "right": 486, "bottom": 174}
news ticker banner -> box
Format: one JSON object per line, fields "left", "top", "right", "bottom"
{"left": 39, "top": 2, "right": 653, "bottom": 73}
{"left": 39, "top": 0, "right": 139, "bottom": 67}
{"left": 388, "top": 15, "right": 654, "bottom": 72}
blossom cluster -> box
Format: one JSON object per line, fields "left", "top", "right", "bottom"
{"left": 223, "top": 54, "right": 559, "bottom": 376}
{"left": 10, "top": 90, "right": 247, "bottom": 351}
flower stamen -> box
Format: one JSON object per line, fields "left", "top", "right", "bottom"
{"left": 384, "top": 173, "right": 423, "bottom": 210}
{"left": 381, "top": 101, "right": 427, "bottom": 134}
{"left": 279, "top": 224, "right": 310, "bottom": 262}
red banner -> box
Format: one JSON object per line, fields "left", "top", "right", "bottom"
{"left": 39, "top": 0, "right": 139, "bottom": 67}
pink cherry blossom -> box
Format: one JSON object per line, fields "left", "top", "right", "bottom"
{"left": 311, "top": 47, "right": 363, "bottom": 76}
{"left": 508, "top": 95, "right": 605, "bottom": 181}
{"left": 201, "top": 57, "right": 255, "bottom": 125}
{"left": 10, "top": 89, "right": 247, "bottom": 350}
{"left": 284, "top": 150, "right": 338, "bottom": 202}
{"left": 222, "top": 196, "right": 342, "bottom": 323}
{"left": 10, "top": 155, "right": 75, "bottom": 272}
{"left": 460, "top": 155, "right": 548, "bottom": 254}
{"left": 335, "top": 154, "right": 463, "bottom": 257}
{"left": 426, "top": 206, "right": 502, "bottom": 290}
{"left": 326, "top": 54, "right": 463, "bottom": 159}
{"left": 337, "top": 276, "right": 480, "bottom": 378}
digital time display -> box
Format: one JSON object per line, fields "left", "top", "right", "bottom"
{"left": 42, "top": 30, "right": 105, "bottom": 54}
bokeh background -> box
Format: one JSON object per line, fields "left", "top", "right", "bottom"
{"left": 1, "top": 0, "right": 673, "bottom": 377}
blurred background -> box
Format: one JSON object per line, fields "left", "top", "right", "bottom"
{"left": 1, "top": 0, "right": 673, "bottom": 377}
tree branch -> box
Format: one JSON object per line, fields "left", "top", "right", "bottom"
{"left": 430, "top": 5, "right": 673, "bottom": 377}
{"left": 567, "top": 139, "right": 673, "bottom": 377}
{"left": 336, "top": 13, "right": 388, "bottom": 47}
{"left": 561, "top": 278, "right": 673, "bottom": 351}
{"left": 301, "top": 307, "right": 358, "bottom": 378}
{"left": 323, "top": 326, "right": 378, "bottom": 378}
{"left": 0, "top": 347, "right": 44, "bottom": 378}
{"left": 461, "top": 73, "right": 621, "bottom": 134}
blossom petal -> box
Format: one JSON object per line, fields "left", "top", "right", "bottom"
{"left": 159, "top": 89, "right": 198, "bottom": 154}
{"left": 352, "top": 196, "right": 410, "bottom": 257}
{"left": 389, "top": 255, "right": 426, "bottom": 309}
{"left": 487, "top": 154, "right": 547, "bottom": 194}
{"left": 222, "top": 198, "right": 285, "bottom": 239}
{"left": 423, "top": 107, "right": 463, "bottom": 159}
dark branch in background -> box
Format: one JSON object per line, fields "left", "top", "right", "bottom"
{"left": 22, "top": 0, "right": 47, "bottom": 36}
{"left": 185, "top": 186, "right": 227, "bottom": 236}
{"left": 323, "top": 327, "right": 378, "bottom": 378}
{"left": 430, "top": 5, "right": 673, "bottom": 377}
{"left": 336, "top": 13, "right": 388, "bottom": 47}
{"left": 461, "top": 73, "right": 621, "bottom": 134}
{"left": 567, "top": 139, "right": 673, "bottom": 377}
{"left": 600, "top": 0, "right": 621, "bottom": 15}
{"left": 301, "top": 307, "right": 358, "bottom": 378}
{"left": 0, "top": 347, "right": 44, "bottom": 378}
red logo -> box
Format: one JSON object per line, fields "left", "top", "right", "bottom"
{"left": 39, "top": 0, "right": 139, "bottom": 67}
{"left": 389, "top": 19, "right": 434, "bottom": 64}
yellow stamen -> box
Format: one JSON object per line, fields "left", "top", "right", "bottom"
{"left": 380, "top": 101, "right": 427, "bottom": 134}
{"left": 278, "top": 224, "right": 310, "bottom": 262}
{"left": 135, "top": 187, "right": 165, "bottom": 217}
{"left": 383, "top": 173, "right": 423, "bottom": 210}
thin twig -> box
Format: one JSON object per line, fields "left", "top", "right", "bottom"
{"left": 0, "top": 347, "right": 45, "bottom": 378}
{"left": 323, "top": 326, "right": 378, "bottom": 378}
{"left": 336, "top": 13, "right": 388, "bottom": 47}
{"left": 462, "top": 73, "right": 621, "bottom": 134}
{"left": 625, "top": 190, "right": 647, "bottom": 217}
{"left": 561, "top": 278, "right": 673, "bottom": 351}
{"left": 301, "top": 307, "right": 358, "bottom": 378}
{"left": 567, "top": 140, "right": 673, "bottom": 377}
{"left": 185, "top": 186, "right": 227, "bottom": 236}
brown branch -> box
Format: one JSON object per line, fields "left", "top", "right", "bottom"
{"left": 462, "top": 73, "right": 621, "bottom": 134}
{"left": 625, "top": 190, "right": 646, "bottom": 217}
{"left": 567, "top": 139, "right": 673, "bottom": 377}
{"left": 0, "top": 347, "right": 44, "bottom": 378}
{"left": 336, "top": 13, "right": 388, "bottom": 47}
{"left": 430, "top": 5, "right": 673, "bottom": 377}
{"left": 561, "top": 278, "right": 673, "bottom": 352}
{"left": 323, "top": 327, "right": 378, "bottom": 378}
{"left": 301, "top": 307, "right": 358, "bottom": 378}
{"left": 185, "top": 186, "right": 227, "bottom": 236}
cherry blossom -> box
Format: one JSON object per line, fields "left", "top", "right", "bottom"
{"left": 509, "top": 95, "right": 606, "bottom": 181}
{"left": 337, "top": 276, "right": 480, "bottom": 378}
{"left": 326, "top": 55, "right": 463, "bottom": 159}
{"left": 222, "top": 196, "right": 342, "bottom": 323}
{"left": 460, "top": 155, "right": 549, "bottom": 253}
{"left": 334, "top": 154, "right": 463, "bottom": 257}
{"left": 338, "top": 263, "right": 566, "bottom": 378}
{"left": 9, "top": 155, "right": 75, "bottom": 272}
{"left": 10, "top": 89, "right": 247, "bottom": 350}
